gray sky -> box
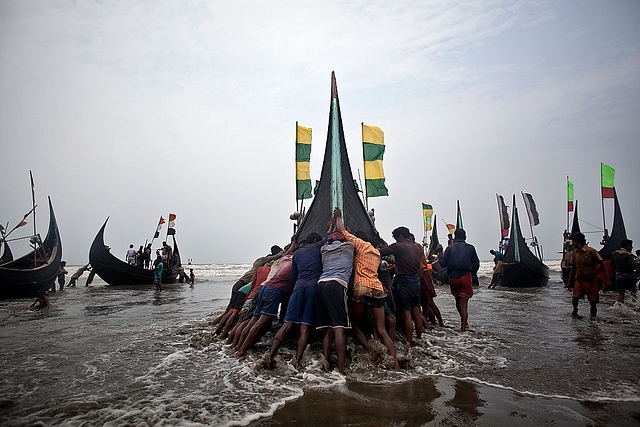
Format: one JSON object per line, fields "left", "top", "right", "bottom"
{"left": 1, "top": 0, "right": 639, "bottom": 264}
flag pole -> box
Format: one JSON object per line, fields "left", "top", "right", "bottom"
{"left": 295, "top": 121, "right": 300, "bottom": 217}
{"left": 361, "top": 122, "right": 369, "bottom": 212}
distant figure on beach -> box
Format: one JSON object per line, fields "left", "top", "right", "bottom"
{"left": 126, "top": 244, "right": 137, "bottom": 265}
{"left": 154, "top": 254, "right": 164, "bottom": 292}
{"left": 69, "top": 264, "right": 91, "bottom": 287}
{"left": 189, "top": 268, "right": 195, "bottom": 284}
{"left": 611, "top": 239, "right": 638, "bottom": 304}
{"left": 30, "top": 292, "right": 49, "bottom": 310}
{"left": 488, "top": 249, "right": 504, "bottom": 289}
{"left": 136, "top": 245, "right": 144, "bottom": 268}
{"left": 502, "top": 238, "right": 510, "bottom": 252}
{"left": 379, "top": 226, "right": 423, "bottom": 346}
{"left": 266, "top": 229, "right": 327, "bottom": 370}
{"left": 439, "top": 229, "right": 479, "bottom": 332}
{"left": 447, "top": 234, "right": 453, "bottom": 246}
{"left": 568, "top": 232, "right": 609, "bottom": 318}
{"left": 57, "top": 261, "right": 68, "bottom": 291}
{"left": 315, "top": 217, "right": 354, "bottom": 374}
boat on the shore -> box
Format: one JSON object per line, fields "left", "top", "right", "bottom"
{"left": 0, "top": 197, "right": 62, "bottom": 299}
{"left": 89, "top": 218, "right": 181, "bottom": 286}
{"left": 294, "top": 72, "right": 376, "bottom": 243}
{"left": 496, "top": 195, "right": 549, "bottom": 288}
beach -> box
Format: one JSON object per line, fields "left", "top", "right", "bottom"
{"left": 0, "top": 261, "right": 639, "bottom": 426}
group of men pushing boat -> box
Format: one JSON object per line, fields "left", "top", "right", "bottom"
{"left": 211, "top": 207, "right": 480, "bottom": 374}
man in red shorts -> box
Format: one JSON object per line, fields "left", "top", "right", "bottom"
{"left": 438, "top": 228, "right": 479, "bottom": 332}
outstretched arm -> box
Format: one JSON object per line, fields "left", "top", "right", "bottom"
{"left": 333, "top": 207, "right": 345, "bottom": 232}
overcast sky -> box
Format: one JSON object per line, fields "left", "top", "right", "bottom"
{"left": 1, "top": 0, "right": 638, "bottom": 265}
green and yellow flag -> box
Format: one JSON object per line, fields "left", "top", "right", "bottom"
{"left": 422, "top": 203, "right": 433, "bottom": 232}
{"left": 362, "top": 124, "right": 388, "bottom": 198}
{"left": 296, "top": 124, "right": 312, "bottom": 199}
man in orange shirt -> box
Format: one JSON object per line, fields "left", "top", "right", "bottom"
{"left": 334, "top": 208, "right": 399, "bottom": 369}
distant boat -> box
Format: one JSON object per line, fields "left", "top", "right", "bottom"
{"left": 497, "top": 195, "right": 549, "bottom": 288}
{"left": 294, "top": 72, "right": 376, "bottom": 243}
{"left": 0, "top": 197, "right": 62, "bottom": 299}
{"left": 89, "top": 218, "right": 181, "bottom": 286}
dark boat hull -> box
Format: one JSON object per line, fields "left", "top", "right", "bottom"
{"left": 0, "top": 198, "right": 62, "bottom": 299}
{"left": 500, "top": 260, "right": 549, "bottom": 288}
{"left": 89, "top": 218, "right": 180, "bottom": 286}
{"left": 498, "top": 198, "right": 549, "bottom": 288}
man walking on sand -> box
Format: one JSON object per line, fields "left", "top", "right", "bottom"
{"left": 568, "top": 232, "right": 609, "bottom": 318}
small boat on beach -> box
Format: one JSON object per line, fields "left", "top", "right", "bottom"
{"left": 89, "top": 218, "right": 181, "bottom": 286}
{"left": 0, "top": 197, "right": 63, "bottom": 299}
{"left": 496, "top": 195, "right": 549, "bottom": 288}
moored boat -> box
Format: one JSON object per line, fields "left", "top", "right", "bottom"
{"left": 0, "top": 197, "right": 62, "bottom": 299}
{"left": 496, "top": 195, "right": 549, "bottom": 288}
{"left": 89, "top": 218, "right": 181, "bottom": 286}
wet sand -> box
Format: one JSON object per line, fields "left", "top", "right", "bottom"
{"left": 253, "top": 376, "right": 640, "bottom": 426}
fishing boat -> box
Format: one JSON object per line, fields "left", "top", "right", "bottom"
{"left": 294, "top": 72, "right": 376, "bottom": 243}
{"left": 496, "top": 195, "right": 549, "bottom": 288}
{"left": 89, "top": 218, "right": 181, "bottom": 286}
{"left": 0, "top": 197, "right": 63, "bottom": 299}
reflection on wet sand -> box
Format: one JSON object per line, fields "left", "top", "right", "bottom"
{"left": 443, "top": 379, "right": 485, "bottom": 424}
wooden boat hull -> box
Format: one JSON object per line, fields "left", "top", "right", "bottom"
{"left": 0, "top": 198, "right": 62, "bottom": 299}
{"left": 89, "top": 218, "right": 180, "bottom": 286}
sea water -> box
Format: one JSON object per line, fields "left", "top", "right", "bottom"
{"left": 0, "top": 261, "right": 639, "bottom": 426}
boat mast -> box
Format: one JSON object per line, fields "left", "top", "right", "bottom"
{"left": 330, "top": 73, "right": 344, "bottom": 214}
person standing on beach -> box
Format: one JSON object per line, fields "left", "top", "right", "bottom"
{"left": 610, "top": 239, "right": 638, "bottom": 304}
{"left": 568, "top": 232, "right": 609, "bottom": 318}
{"left": 266, "top": 230, "right": 327, "bottom": 369}
{"left": 379, "top": 226, "right": 423, "bottom": 346}
{"left": 154, "top": 254, "right": 164, "bottom": 292}
{"left": 315, "top": 215, "right": 354, "bottom": 374}
{"left": 438, "top": 229, "right": 479, "bottom": 332}
{"left": 334, "top": 208, "right": 400, "bottom": 369}
{"left": 57, "top": 261, "right": 68, "bottom": 291}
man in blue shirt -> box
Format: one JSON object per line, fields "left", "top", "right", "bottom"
{"left": 439, "top": 228, "right": 479, "bottom": 331}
